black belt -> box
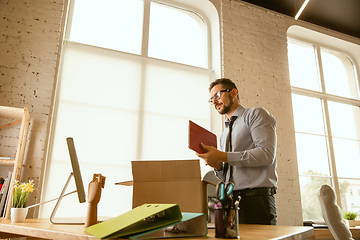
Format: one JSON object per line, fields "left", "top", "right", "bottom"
{"left": 233, "top": 187, "right": 276, "bottom": 197}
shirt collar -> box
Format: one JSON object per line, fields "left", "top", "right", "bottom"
{"left": 225, "top": 105, "right": 245, "bottom": 127}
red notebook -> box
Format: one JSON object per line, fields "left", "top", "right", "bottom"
{"left": 188, "top": 120, "right": 217, "bottom": 154}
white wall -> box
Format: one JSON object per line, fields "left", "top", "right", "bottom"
{"left": 220, "top": 0, "right": 302, "bottom": 225}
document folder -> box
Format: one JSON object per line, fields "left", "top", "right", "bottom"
{"left": 188, "top": 120, "right": 217, "bottom": 154}
{"left": 128, "top": 212, "right": 208, "bottom": 239}
{"left": 85, "top": 204, "right": 182, "bottom": 239}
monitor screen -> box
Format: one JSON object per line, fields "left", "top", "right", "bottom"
{"left": 66, "top": 137, "right": 86, "bottom": 203}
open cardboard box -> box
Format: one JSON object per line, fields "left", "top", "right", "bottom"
{"left": 116, "top": 159, "right": 215, "bottom": 216}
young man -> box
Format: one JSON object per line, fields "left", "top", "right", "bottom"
{"left": 197, "top": 78, "right": 278, "bottom": 225}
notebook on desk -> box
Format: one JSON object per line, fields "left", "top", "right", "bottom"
{"left": 312, "top": 224, "right": 328, "bottom": 229}
{"left": 303, "top": 220, "right": 328, "bottom": 229}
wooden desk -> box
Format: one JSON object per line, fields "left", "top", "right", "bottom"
{"left": 0, "top": 218, "right": 314, "bottom": 240}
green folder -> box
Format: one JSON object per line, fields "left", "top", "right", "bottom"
{"left": 85, "top": 204, "right": 182, "bottom": 239}
{"left": 127, "top": 212, "right": 208, "bottom": 239}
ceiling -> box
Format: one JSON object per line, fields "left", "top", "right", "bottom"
{"left": 241, "top": 0, "right": 360, "bottom": 39}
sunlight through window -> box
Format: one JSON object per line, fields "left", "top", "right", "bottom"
{"left": 288, "top": 38, "right": 360, "bottom": 221}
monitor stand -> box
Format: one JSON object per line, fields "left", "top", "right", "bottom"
{"left": 50, "top": 172, "right": 85, "bottom": 225}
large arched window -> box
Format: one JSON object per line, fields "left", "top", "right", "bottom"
{"left": 40, "top": 0, "right": 220, "bottom": 218}
{"left": 288, "top": 26, "right": 360, "bottom": 222}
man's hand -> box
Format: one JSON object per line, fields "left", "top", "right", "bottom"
{"left": 196, "top": 143, "right": 227, "bottom": 170}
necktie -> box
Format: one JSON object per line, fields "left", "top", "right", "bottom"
{"left": 223, "top": 116, "right": 238, "bottom": 182}
{"left": 226, "top": 116, "right": 238, "bottom": 152}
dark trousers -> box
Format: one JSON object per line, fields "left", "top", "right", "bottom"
{"left": 238, "top": 195, "right": 277, "bottom": 225}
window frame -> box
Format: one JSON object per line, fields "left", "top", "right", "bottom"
{"left": 288, "top": 35, "right": 360, "bottom": 219}
{"left": 65, "top": 0, "right": 212, "bottom": 66}
{"left": 40, "top": 0, "right": 221, "bottom": 218}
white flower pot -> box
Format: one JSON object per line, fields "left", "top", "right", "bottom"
{"left": 10, "top": 208, "right": 28, "bottom": 223}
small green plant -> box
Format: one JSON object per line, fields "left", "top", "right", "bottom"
{"left": 343, "top": 211, "right": 357, "bottom": 220}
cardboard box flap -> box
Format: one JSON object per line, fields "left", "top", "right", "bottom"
{"left": 116, "top": 180, "right": 133, "bottom": 186}
{"left": 131, "top": 160, "right": 201, "bottom": 182}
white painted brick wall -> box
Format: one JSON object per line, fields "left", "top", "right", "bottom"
{"left": 221, "top": 0, "right": 303, "bottom": 225}
{"left": 1, "top": 0, "right": 305, "bottom": 225}
{"left": 0, "top": 0, "right": 64, "bottom": 217}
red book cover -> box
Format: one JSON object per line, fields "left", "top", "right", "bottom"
{"left": 188, "top": 120, "right": 217, "bottom": 154}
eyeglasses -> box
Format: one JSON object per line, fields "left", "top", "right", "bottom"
{"left": 208, "top": 89, "right": 233, "bottom": 104}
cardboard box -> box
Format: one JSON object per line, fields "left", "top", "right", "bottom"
{"left": 116, "top": 160, "right": 209, "bottom": 216}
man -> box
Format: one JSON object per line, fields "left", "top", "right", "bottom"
{"left": 197, "top": 78, "right": 278, "bottom": 225}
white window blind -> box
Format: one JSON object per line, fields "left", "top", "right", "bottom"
{"left": 40, "top": 0, "right": 215, "bottom": 218}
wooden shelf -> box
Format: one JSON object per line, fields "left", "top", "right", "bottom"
{"left": 0, "top": 160, "right": 15, "bottom": 166}
{"left": 0, "top": 106, "right": 30, "bottom": 219}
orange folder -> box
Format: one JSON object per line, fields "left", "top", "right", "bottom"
{"left": 188, "top": 120, "right": 217, "bottom": 154}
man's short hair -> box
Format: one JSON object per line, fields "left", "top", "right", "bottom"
{"left": 209, "top": 78, "right": 239, "bottom": 100}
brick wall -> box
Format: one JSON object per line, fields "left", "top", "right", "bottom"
{"left": 0, "top": 0, "right": 65, "bottom": 217}
{"left": 221, "top": 0, "right": 303, "bottom": 225}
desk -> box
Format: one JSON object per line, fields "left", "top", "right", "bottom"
{"left": 0, "top": 218, "right": 314, "bottom": 240}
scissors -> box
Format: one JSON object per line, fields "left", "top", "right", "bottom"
{"left": 216, "top": 181, "right": 234, "bottom": 201}
{"left": 216, "top": 163, "right": 234, "bottom": 204}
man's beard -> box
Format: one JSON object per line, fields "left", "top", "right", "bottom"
{"left": 216, "top": 98, "right": 233, "bottom": 115}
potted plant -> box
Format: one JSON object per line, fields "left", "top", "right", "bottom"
{"left": 343, "top": 211, "right": 357, "bottom": 227}
{"left": 11, "top": 180, "right": 35, "bottom": 222}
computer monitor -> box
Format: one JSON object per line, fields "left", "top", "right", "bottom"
{"left": 49, "top": 137, "right": 86, "bottom": 224}
{"left": 26, "top": 137, "right": 87, "bottom": 224}
{"left": 66, "top": 137, "right": 86, "bottom": 203}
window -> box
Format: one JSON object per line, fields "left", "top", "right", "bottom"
{"left": 40, "top": 0, "right": 219, "bottom": 218}
{"left": 288, "top": 37, "right": 360, "bottom": 221}
{"left": 148, "top": 2, "right": 208, "bottom": 68}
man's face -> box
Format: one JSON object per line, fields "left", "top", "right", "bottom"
{"left": 210, "top": 84, "right": 234, "bottom": 115}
